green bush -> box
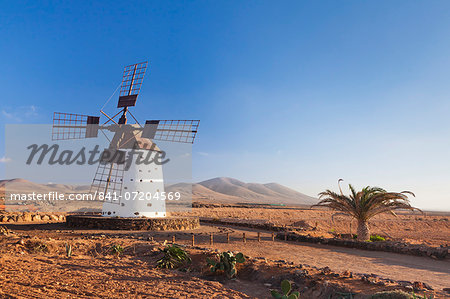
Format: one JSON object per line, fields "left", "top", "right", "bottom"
{"left": 156, "top": 245, "right": 191, "bottom": 269}
{"left": 370, "top": 235, "right": 386, "bottom": 242}
{"left": 206, "top": 251, "right": 245, "bottom": 279}
{"left": 270, "top": 279, "right": 299, "bottom": 299}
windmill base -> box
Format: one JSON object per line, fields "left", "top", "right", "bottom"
{"left": 66, "top": 215, "right": 199, "bottom": 231}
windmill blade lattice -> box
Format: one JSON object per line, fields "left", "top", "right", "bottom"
{"left": 89, "top": 156, "right": 125, "bottom": 203}
{"left": 142, "top": 120, "right": 200, "bottom": 143}
{"left": 52, "top": 112, "right": 100, "bottom": 140}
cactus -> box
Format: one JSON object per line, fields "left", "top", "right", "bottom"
{"left": 65, "top": 243, "right": 72, "bottom": 258}
{"left": 206, "top": 251, "right": 245, "bottom": 279}
{"left": 270, "top": 280, "right": 299, "bottom": 299}
{"left": 156, "top": 245, "right": 191, "bottom": 269}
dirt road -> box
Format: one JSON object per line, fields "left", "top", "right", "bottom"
{"left": 195, "top": 225, "right": 450, "bottom": 291}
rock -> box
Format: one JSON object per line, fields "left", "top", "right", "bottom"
{"left": 322, "top": 266, "right": 331, "bottom": 273}
{"left": 22, "top": 213, "right": 32, "bottom": 222}
{"left": 41, "top": 215, "right": 50, "bottom": 221}
{"left": 398, "top": 280, "right": 413, "bottom": 287}
{"left": 413, "top": 281, "right": 424, "bottom": 291}
{"left": 295, "top": 269, "right": 308, "bottom": 277}
{"left": 443, "top": 287, "right": 450, "bottom": 294}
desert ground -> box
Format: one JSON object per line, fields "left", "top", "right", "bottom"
{"left": 182, "top": 206, "right": 450, "bottom": 247}
{"left": 0, "top": 206, "right": 449, "bottom": 298}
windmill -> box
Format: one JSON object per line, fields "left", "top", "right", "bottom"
{"left": 52, "top": 61, "right": 200, "bottom": 218}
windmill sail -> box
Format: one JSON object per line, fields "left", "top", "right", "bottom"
{"left": 117, "top": 61, "right": 148, "bottom": 108}
{"left": 142, "top": 120, "right": 200, "bottom": 143}
{"left": 89, "top": 149, "right": 126, "bottom": 202}
{"left": 52, "top": 112, "right": 100, "bottom": 140}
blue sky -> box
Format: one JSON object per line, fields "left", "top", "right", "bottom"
{"left": 1, "top": 1, "right": 450, "bottom": 210}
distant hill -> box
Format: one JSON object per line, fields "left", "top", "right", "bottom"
{"left": 0, "top": 178, "right": 91, "bottom": 194}
{"left": 192, "top": 177, "right": 317, "bottom": 206}
{"left": 1, "top": 177, "right": 317, "bottom": 206}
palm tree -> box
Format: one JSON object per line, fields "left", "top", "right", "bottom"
{"left": 313, "top": 181, "right": 419, "bottom": 241}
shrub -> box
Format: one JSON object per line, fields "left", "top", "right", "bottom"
{"left": 270, "top": 279, "right": 299, "bottom": 299}
{"left": 156, "top": 245, "right": 191, "bottom": 269}
{"left": 25, "top": 240, "right": 49, "bottom": 253}
{"left": 110, "top": 244, "right": 125, "bottom": 256}
{"left": 370, "top": 235, "right": 386, "bottom": 242}
{"left": 206, "top": 251, "right": 245, "bottom": 279}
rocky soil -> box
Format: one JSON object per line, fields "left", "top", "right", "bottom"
{"left": 0, "top": 222, "right": 447, "bottom": 298}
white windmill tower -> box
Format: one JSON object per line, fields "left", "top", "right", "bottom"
{"left": 52, "top": 62, "right": 199, "bottom": 218}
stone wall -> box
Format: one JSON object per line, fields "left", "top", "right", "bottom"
{"left": 278, "top": 232, "right": 449, "bottom": 260}
{"left": 0, "top": 212, "right": 65, "bottom": 223}
{"left": 66, "top": 215, "right": 200, "bottom": 231}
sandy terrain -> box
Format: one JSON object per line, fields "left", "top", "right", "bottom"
{"left": 0, "top": 221, "right": 447, "bottom": 298}
{"left": 0, "top": 205, "right": 448, "bottom": 298}
{"left": 182, "top": 207, "right": 450, "bottom": 247}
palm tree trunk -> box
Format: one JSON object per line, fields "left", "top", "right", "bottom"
{"left": 357, "top": 220, "right": 370, "bottom": 241}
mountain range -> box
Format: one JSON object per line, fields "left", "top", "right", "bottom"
{"left": 0, "top": 177, "right": 317, "bottom": 206}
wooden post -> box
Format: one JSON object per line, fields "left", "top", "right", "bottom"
{"left": 284, "top": 230, "right": 287, "bottom": 241}
{"left": 151, "top": 236, "right": 154, "bottom": 242}
{"left": 191, "top": 234, "right": 195, "bottom": 246}
{"left": 257, "top": 232, "right": 261, "bottom": 242}
{"left": 271, "top": 232, "right": 275, "bottom": 241}
{"left": 243, "top": 233, "right": 246, "bottom": 243}
{"left": 172, "top": 235, "right": 175, "bottom": 244}
{"left": 210, "top": 233, "right": 213, "bottom": 246}
{"left": 226, "top": 232, "right": 230, "bottom": 243}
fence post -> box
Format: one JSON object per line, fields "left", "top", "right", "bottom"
{"left": 271, "top": 232, "right": 275, "bottom": 241}
{"left": 243, "top": 232, "right": 246, "bottom": 243}
{"left": 210, "top": 233, "right": 213, "bottom": 246}
{"left": 257, "top": 232, "right": 261, "bottom": 242}
{"left": 172, "top": 235, "right": 175, "bottom": 244}
{"left": 226, "top": 232, "right": 230, "bottom": 243}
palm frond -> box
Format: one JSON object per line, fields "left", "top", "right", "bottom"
{"left": 315, "top": 182, "right": 418, "bottom": 222}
